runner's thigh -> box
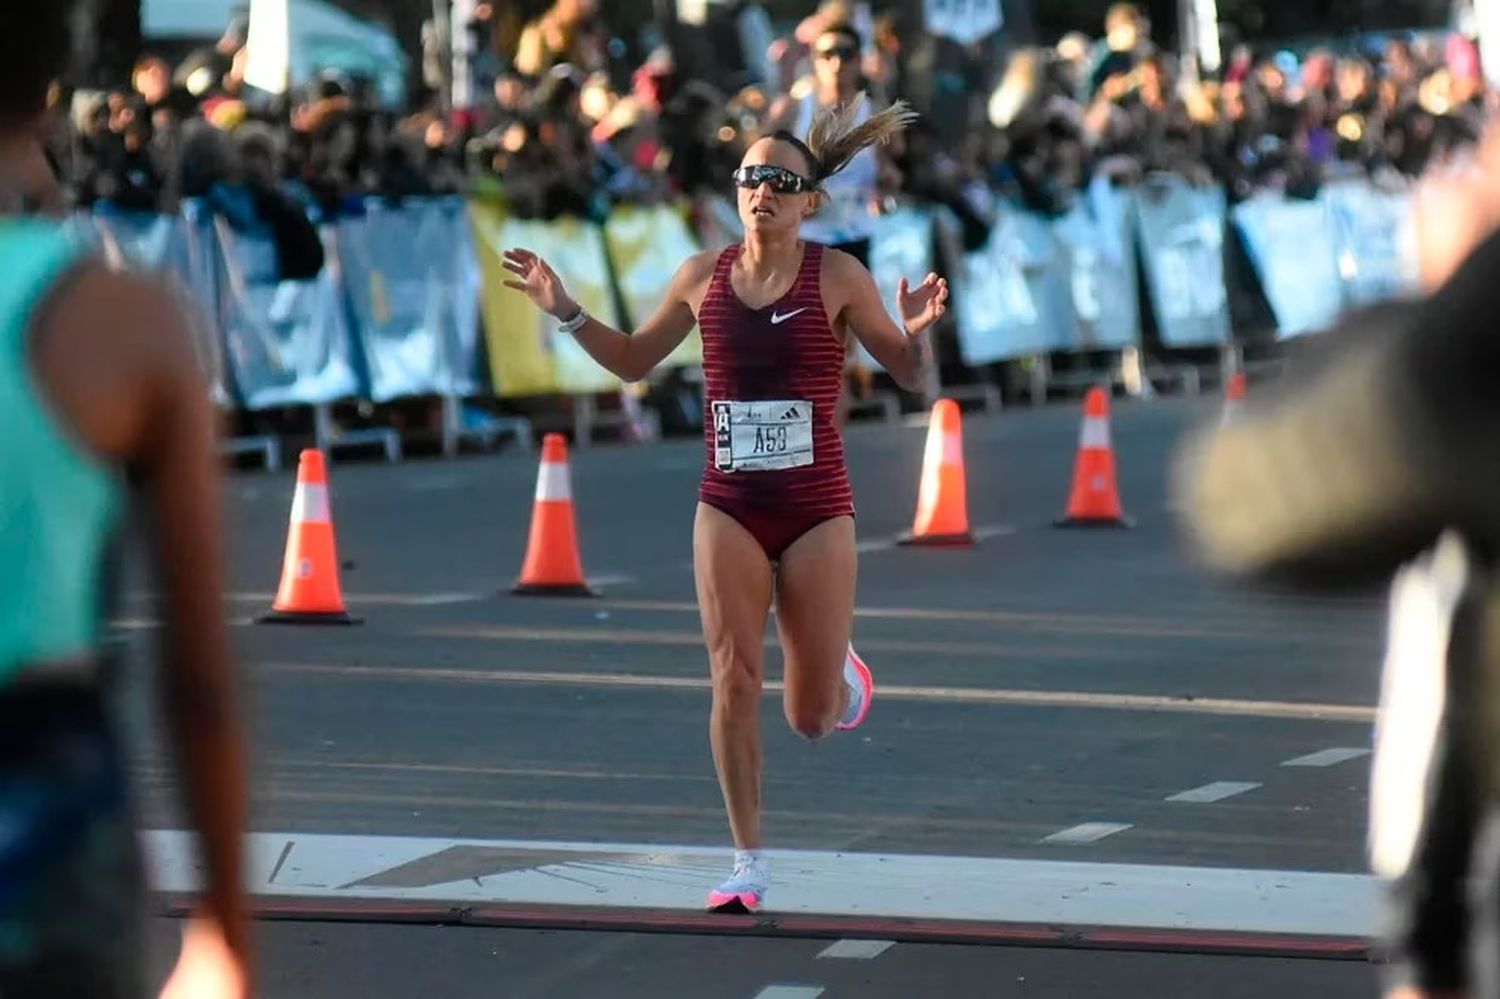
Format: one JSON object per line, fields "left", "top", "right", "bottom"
{"left": 775, "top": 516, "right": 856, "bottom": 716}
{"left": 694, "top": 503, "right": 774, "bottom": 686}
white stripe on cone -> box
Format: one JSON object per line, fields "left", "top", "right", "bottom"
{"left": 1080, "top": 417, "right": 1111, "bottom": 450}
{"left": 941, "top": 432, "right": 963, "bottom": 467}
{"left": 291, "top": 484, "right": 331, "bottom": 525}
{"left": 535, "top": 462, "right": 573, "bottom": 503}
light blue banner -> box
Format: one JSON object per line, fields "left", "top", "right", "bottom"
{"left": 1052, "top": 197, "right": 1139, "bottom": 351}
{"left": 1324, "top": 182, "right": 1417, "bottom": 307}
{"left": 1132, "top": 179, "right": 1231, "bottom": 347}
{"left": 1231, "top": 193, "right": 1345, "bottom": 339}
{"left": 954, "top": 205, "right": 1072, "bottom": 364}
{"left": 212, "top": 216, "right": 365, "bottom": 411}
{"left": 338, "top": 198, "right": 484, "bottom": 402}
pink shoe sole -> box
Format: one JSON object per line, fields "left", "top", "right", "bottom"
{"left": 837, "top": 648, "right": 874, "bottom": 731}
{"left": 706, "top": 890, "right": 762, "bottom": 913}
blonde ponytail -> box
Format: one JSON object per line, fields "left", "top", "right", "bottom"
{"left": 805, "top": 93, "right": 917, "bottom": 181}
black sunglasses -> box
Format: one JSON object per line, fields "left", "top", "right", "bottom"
{"left": 816, "top": 45, "right": 858, "bottom": 62}
{"left": 733, "top": 164, "right": 815, "bottom": 194}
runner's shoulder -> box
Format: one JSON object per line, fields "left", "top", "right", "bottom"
{"left": 47, "top": 263, "right": 201, "bottom": 381}
{"left": 820, "top": 245, "right": 870, "bottom": 282}
{"left": 677, "top": 249, "right": 722, "bottom": 281}
{"left": 673, "top": 249, "right": 722, "bottom": 295}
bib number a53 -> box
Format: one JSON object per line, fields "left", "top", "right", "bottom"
{"left": 713, "top": 400, "right": 814, "bottom": 473}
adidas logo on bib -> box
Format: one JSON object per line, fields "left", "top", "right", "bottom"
{"left": 782, "top": 406, "right": 802, "bottom": 420}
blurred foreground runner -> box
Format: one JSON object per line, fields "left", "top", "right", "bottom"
{"left": 0, "top": 5, "right": 250, "bottom": 996}
{"left": 1175, "top": 129, "right": 1500, "bottom": 999}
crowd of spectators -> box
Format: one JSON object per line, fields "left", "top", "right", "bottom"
{"left": 47, "top": 0, "right": 1498, "bottom": 234}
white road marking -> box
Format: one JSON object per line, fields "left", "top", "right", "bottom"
{"left": 1281, "top": 748, "right": 1371, "bottom": 768}
{"left": 754, "top": 988, "right": 825, "bottom": 999}
{"left": 266, "top": 662, "right": 1375, "bottom": 723}
{"left": 818, "top": 939, "right": 894, "bottom": 960}
{"left": 142, "top": 829, "right": 1379, "bottom": 937}
{"left": 1042, "top": 822, "right": 1133, "bottom": 845}
{"left": 1166, "top": 782, "right": 1262, "bottom": 804}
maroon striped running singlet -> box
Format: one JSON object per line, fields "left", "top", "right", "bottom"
{"left": 697, "top": 242, "right": 855, "bottom": 560}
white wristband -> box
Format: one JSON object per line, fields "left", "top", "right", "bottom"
{"left": 557, "top": 306, "right": 588, "bottom": 335}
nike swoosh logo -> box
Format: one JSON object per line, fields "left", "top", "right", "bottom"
{"left": 770, "top": 308, "right": 807, "bottom": 325}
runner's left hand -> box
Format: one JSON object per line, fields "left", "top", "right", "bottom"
{"left": 899, "top": 273, "right": 949, "bottom": 336}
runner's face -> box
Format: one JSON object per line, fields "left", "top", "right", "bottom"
{"left": 736, "top": 138, "right": 819, "bottom": 233}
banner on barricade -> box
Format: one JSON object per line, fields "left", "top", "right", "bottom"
{"left": 470, "top": 201, "right": 623, "bottom": 397}
{"left": 1132, "top": 179, "right": 1231, "bottom": 347}
{"left": 1052, "top": 198, "right": 1139, "bottom": 352}
{"left": 212, "top": 218, "right": 365, "bottom": 411}
{"left": 339, "top": 197, "right": 484, "bottom": 402}
{"left": 602, "top": 204, "right": 703, "bottom": 370}
{"left": 1324, "top": 181, "right": 1417, "bottom": 307}
{"left": 862, "top": 206, "right": 936, "bottom": 371}
{"left": 954, "top": 205, "right": 1072, "bottom": 364}
{"left": 1231, "top": 193, "right": 1345, "bottom": 339}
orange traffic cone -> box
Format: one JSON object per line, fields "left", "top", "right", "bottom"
{"left": 1056, "top": 387, "right": 1133, "bottom": 529}
{"left": 1222, "top": 372, "right": 1247, "bottom": 425}
{"left": 513, "top": 434, "right": 596, "bottom": 596}
{"left": 261, "top": 450, "right": 358, "bottom": 625}
{"left": 899, "top": 399, "right": 974, "bottom": 547}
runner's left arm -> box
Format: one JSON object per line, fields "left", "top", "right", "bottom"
{"left": 829, "top": 249, "right": 940, "bottom": 393}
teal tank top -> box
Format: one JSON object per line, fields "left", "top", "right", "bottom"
{"left": 0, "top": 218, "right": 122, "bottom": 680}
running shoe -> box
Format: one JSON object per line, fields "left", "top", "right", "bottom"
{"left": 836, "top": 645, "right": 874, "bottom": 731}
{"left": 706, "top": 851, "right": 769, "bottom": 913}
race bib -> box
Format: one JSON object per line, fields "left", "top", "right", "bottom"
{"left": 712, "top": 400, "right": 814, "bottom": 473}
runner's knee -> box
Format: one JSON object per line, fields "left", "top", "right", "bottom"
{"left": 783, "top": 684, "right": 840, "bottom": 741}
{"left": 711, "top": 654, "right": 762, "bottom": 716}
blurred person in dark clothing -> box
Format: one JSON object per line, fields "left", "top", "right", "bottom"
{"left": 1174, "top": 125, "right": 1500, "bottom": 999}
{"left": 241, "top": 125, "right": 324, "bottom": 279}
{"left": 422, "top": 120, "right": 468, "bottom": 196}
{"left": 291, "top": 91, "right": 368, "bottom": 218}
{"left": 0, "top": 5, "right": 250, "bottom": 997}
{"left": 658, "top": 79, "right": 740, "bottom": 197}
{"left": 94, "top": 104, "right": 165, "bottom": 212}
{"left": 174, "top": 13, "right": 248, "bottom": 101}
{"left": 1089, "top": 3, "right": 1150, "bottom": 99}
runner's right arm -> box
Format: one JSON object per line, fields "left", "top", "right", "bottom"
{"left": 503, "top": 248, "right": 714, "bottom": 382}
{"left": 39, "top": 267, "right": 251, "bottom": 991}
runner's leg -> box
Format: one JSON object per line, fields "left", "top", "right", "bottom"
{"left": 694, "top": 502, "right": 774, "bottom": 850}
{"left": 775, "top": 516, "right": 858, "bottom": 740}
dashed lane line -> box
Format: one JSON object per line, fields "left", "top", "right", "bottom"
{"left": 1042, "top": 823, "right": 1134, "bottom": 845}
{"left": 817, "top": 939, "right": 895, "bottom": 960}
{"left": 1281, "top": 748, "right": 1371, "bottom": 768}
{"left": 1166, "top": 782, "right": 1262, "bottom": 804}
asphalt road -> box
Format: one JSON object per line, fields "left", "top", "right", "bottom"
{"left": 117, "top": 393, "right": 1390, "bottom": 996}
{"left": 146, "top": 919, "right": 1381, "bottom": 999}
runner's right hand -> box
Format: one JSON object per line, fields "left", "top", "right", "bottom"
{"left": 503, "top": 248, "right": 576, "bottom": 319}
